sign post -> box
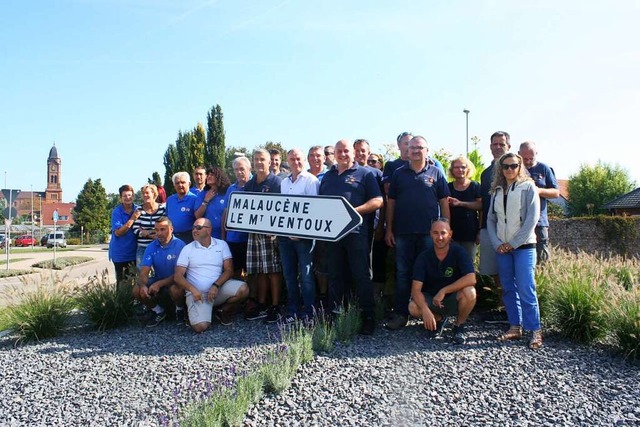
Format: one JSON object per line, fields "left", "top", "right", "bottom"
{"left": 225, "top": 192, "right": 362, "bottom": 241}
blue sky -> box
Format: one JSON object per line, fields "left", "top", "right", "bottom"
{"left": 1, "top": 0, "right": 638, "bottom": 202}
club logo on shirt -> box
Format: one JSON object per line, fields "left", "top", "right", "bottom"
{"left": 444, "top": 267, "right": 453, "bottom": 277}
{"left": 345, "top": 175, "right": 357, "bottom": 185}
{"left": 167, "top": 254, "right": 177, "bottom": 261}
{"left": 181, "top": 207, "right": 191, "bottom": 212}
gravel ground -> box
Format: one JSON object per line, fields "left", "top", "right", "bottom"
{"left": 1, "top": 317, "right": 638, "bottom": 427}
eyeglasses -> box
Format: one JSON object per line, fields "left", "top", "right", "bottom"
{"left": 501, "top": 163, "right": 520, "bottom": 170}
{"left": 452, "top": 165, "right": 467, "bottom": 169}
{"left": 409, "top": 146, "right": 426, "bottom": 150}
{"left": 324, "top": 151, "right": 334, "bottom": 156}
{"left": 193, "top": 225, "right": 211, "bottom": 230}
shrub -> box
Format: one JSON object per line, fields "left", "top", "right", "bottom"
{"left": 611, "top": 293, "right": 640, "bottom": 361}
{"left": 334, "top": 303, "right": 362, "bottom": 342}
{"left": 3, "top": 288, "right": 73, "bottom": 342}
{"left": 551, "top": 276, "right": 608, "bottom": 344}
{"left": 67, "top": 237, "right": 81, "bottom": 246}
{"left": 77, "top": 272, "right": 134, "bottom": 331}
{"left": 312, "top": 319, "right": 335, "bottom": 353}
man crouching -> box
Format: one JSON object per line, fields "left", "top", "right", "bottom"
{"left": 174, "top": 218, "right": 249, "bottom": 333}
{"left": 408, "top": 218, "right": 476, "bottom": 344}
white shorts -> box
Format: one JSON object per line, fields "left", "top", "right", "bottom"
{"left": 479, "top": 228, "right": 498, "bottom": 276}
{"left": 186, "top": 279, "right": 246, "bottom": 325}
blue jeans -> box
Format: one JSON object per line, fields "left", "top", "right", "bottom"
{"left": 278, "top": 237, "right": 316, "bottom": 318}
{"left": 135, "top": 245, "right": 147, "bottom": 272}
{"left": 327, "top": 232, "right": 374, "bottom": 317}
{"left": 496, "top": 247, "right": 541, "bottom": 330}
{"left": 394, "top": 234, "right": 432, "bottom": 316}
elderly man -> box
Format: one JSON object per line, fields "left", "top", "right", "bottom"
{"left": 174, "top": 218, "right": 249, "bottom": 332}
{"left": 166, "top": 171, "right": 197, "bottom": 243}
{"left": 319, "top": 139, "right": 383, "bottom": 334}
{"left": 408, "top": 218, "right": 477, "bottom": 344}
{"left": 222, "top": 156, "right": 252, "bottom": 279}
{"left": 134, "top": 216, "right": 186, "bottom": 327}
{"left": 278, "top": 148, "right": 320, "bottom": 322}
{"left": 518, "top": 141, "right": 559, "bottom": 264}
{"left": 385, "top": 135, "right": 450, "bottom": 330}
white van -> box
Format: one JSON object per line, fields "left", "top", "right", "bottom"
{"left": 47, "top": 232, "right": 67, "bottom": 248}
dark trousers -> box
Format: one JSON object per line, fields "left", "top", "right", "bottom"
{"left": 327, "top": 232, "right": 374, "bottom": 317}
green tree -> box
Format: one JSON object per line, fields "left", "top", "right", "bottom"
{"left": 206, "top": 104, "right": 226, "bottom": 168}
{"left": 73, "top": 178, "right": 110, "bottom": 238}
{"left": 163, "top": 144, "right": 179, "bottom": 192}
{"left": 467, "top": 136, "right": 485, "bottom": 182}
{"left": 568, "top": 161, "right": 635, "bottom": 217}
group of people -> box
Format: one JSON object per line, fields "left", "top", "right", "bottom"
{"left": 108, "top": 131, "right": 558, "bottom": 349}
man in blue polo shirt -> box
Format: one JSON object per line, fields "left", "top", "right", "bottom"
{"left": 134, "top": 216, "right": 186, "bottom": 327}
{"left": 319, "top": 139, "right": 383, "bottom": 335}
{"left": 385, "top": 135, "right": 450, "bottom": 330}
{"left": 519, "top": 141, "right": 559, "bottom": 264}
{"left": 166, "top": 171, "right": 197, "bottom": 244}
{"left": 408, "top": 218, "right": 476, "bottom": 344}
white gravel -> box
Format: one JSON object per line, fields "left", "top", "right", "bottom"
{"left": 1, "top": 317, "right": 638, "bottom": 426}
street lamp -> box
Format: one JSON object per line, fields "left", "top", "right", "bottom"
{"left": 463, "top": 109, "right": 470, "bottom": 156}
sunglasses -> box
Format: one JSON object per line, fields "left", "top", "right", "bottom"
{"left": 325, "top": 151, "right": 334, "bottom": 156}
{"left": 193, "top": 225, "right": 210, "bottom": 230}
{"left": 367, "top": 159, "right": 380, "bottom": 165}
{"left": 501, "top": 163, "right": 520, "bottom": 170}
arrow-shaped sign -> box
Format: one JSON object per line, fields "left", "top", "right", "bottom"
{"left": 225, "top": 192, "right": 362, "bottom": 242}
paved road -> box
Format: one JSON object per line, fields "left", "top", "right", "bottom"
{"left": 0, "top": 245, "right": 115, "bottom": 306}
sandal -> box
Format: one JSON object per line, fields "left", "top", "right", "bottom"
{"left": 497, "top": 326, "right": 523, "bottom": 341}
{"left": 529, "top": 330, "right": 543, "bottom": 350}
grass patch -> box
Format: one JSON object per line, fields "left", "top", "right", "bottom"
{"left": 551, "top": 278, "right": 608, "bottom": 343}
{"left": 32, "top": 256, "right": 93, "bottom": 270}
{"left": 2, "top": 287, "right": 73, "bottom": 343}
{"left": 334, "top": 303, "right": 362, "bottom": 342}
{"left": 0, "top": 269, "right": 33, "bottom": 278}
{"left": 611, "top": 292, "right": 640, "bottom": 361}
{"left": 0, "top": 257, "right": 29, "bottom": 265}
{"left": 76, "top": 271, "right": 134, "bottom": 331}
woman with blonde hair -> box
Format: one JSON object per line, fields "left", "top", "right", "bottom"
{"left": 447, "top": 156, "right": 481, "bottom": 262}
{"left": 132, "top": 183, "right": 167, "bottom": 269}
{"left": 487, "top": 153, "right": 542, "bottom": 349}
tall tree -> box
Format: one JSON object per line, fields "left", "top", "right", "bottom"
{"left": 224, "top": 145, "right": 251, "bottom": 181}
{"left": 163, "top": 144, "right": 179, "bottom": 192}
{"left": 206, "top": 104, "right": 226, "bottom": 168}
{"left": 73, "top": 178, "right": 109, "bottom": 236}
{"left": 568, "top": 161, "right": 635, "bottom": 216}
{"left": 190, "top": 122, "right": 206, "bottom": 170}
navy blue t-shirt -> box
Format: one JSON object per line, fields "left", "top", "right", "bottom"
{"left": 244, "top": 172, "right": 282, "bottom": 194}
{"left": 448, "top": 181, "right": 481, "bottom": 242}
{"left": 388, "top": 164, "right": 450, "bottom": 234}
{"left": 480, "top": 162, "right": 496, "bottom": 229}
{"left": 527, "top": 162, "right": 558, "bottom": 227}
{"left": 412, "top": 243, "right": 475, "bottom": 295}
{"left": 319, "top": 163, "right": 382, "bottom": 235}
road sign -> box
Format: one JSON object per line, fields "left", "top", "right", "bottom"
{"left": 53, "top": 209, "right": 59, "bottom": 223}
{"left": 225, "top": 192, "right": 362, "bottom": 242}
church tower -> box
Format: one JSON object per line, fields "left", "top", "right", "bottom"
{"left": 45, "top": 143, "right": 62, "bottom": 203}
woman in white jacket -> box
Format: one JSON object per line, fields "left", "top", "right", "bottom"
{"left": 487, "top": 153, "right": 542, "bottom": 349}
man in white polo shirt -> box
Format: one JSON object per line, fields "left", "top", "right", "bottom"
{"left": 174, "top": 217, "right": 249, "bottom": 332}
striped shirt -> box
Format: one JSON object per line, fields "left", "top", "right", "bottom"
{"left": 132, "top": 204, "right": 167, "bottom": 248}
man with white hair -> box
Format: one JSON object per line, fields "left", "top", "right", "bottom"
{"left": 166, "top": 171, "right": 197, "bottom": 243}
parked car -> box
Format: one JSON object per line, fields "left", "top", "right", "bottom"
{"left": 0, "top": 235, "right": 8, "bottom": 249}
{"left": 41, "top": 235, "right": 48, "bottom": 246}
{"left": 14, "top": 234, "right": 38, "bottom": 247}
{"left": 46, "top": 232, "right": 67, "bottom": 248}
